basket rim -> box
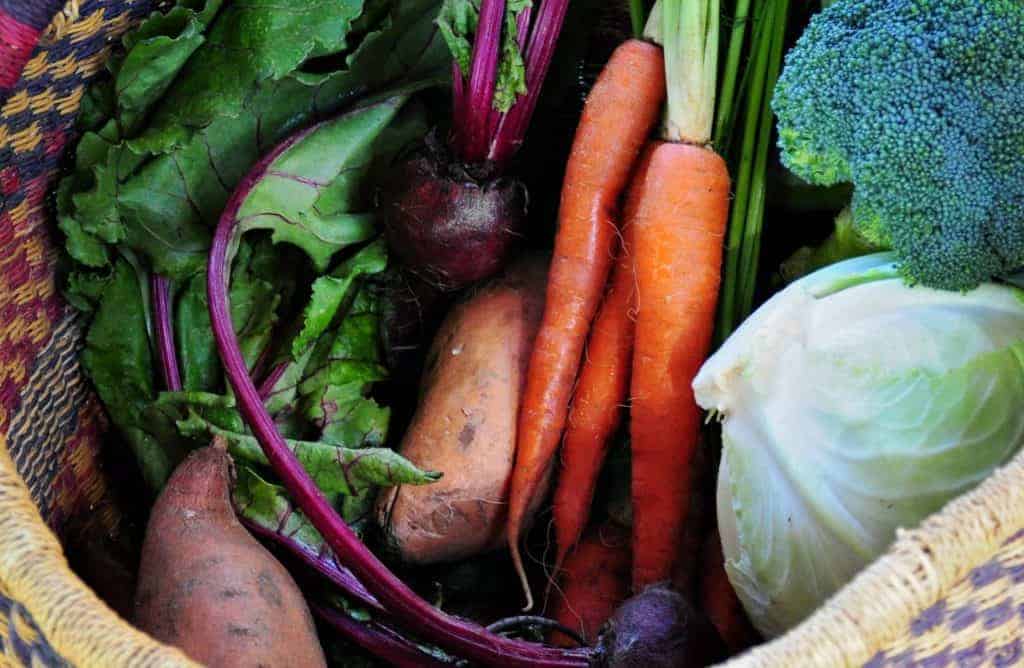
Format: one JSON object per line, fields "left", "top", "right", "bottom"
{"left": 0, "top": 431, "right": 198, "bottom": 667}
{"left": 718, "top": 442, "right": 1024, "bottom": 667}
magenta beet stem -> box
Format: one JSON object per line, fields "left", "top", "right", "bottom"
{"left": 457, "top": 0, "right": 505, "bottom": 164}
{"left": 484, "top": 4, "right": 535, "bottom": 140}
{"left": 489, "top": 0, "right": 571, "bottom": 167}
{"left": 207, "top": 112, "right": 590, "bottom": 668}
{"left": 240, "top": 516, "right": 383, "bottom": 614}
{"left": 313, "top": 604, "right": 453, "bottom": 668}
{"left": 151, "top": 274, "right": 183, "bottom": 392}
{"left": 256, "top": 361, "right": 289, "bottom": 402}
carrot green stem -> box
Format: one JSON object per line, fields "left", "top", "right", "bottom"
{"left": 715, "top": 0, "right": 790, "bottom": 343}
{"left": 629, "top": 0, "right": 646, "bottom": 39}
{"left": 737, "top": 0, "right": 789, "bottom": 317}
{"left": 713, "top": 0, "right": 752, "bottom": 148}
{"left": 717, "top": 4, "right": 774, "bottom": 339}
{"left": 644, "top": 0, "right": 719, "bottom": 144}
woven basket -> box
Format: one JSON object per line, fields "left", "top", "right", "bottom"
{"left": 0, "top": 1, "right": 1022, "bottom": 666}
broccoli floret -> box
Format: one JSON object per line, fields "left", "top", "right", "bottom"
{"left": 772, "top": 0, "right": 1024, "bottom": 290}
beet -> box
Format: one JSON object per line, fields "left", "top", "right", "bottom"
{"left": 380, "top": 138, "right": 527, "bottom": 291}
{"left": 594, "top": 584, "right": 728, "bottom": 668}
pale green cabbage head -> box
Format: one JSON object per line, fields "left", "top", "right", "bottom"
{"left": 693, "top": 253, "right": 1024, "bottom": 638}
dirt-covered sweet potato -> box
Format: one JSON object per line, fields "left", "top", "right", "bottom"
{"left": 134, "top": 444, "right": 326, "bottom": 667}
{"left": 375, "top": 256, "right": 547, "bottom": 564}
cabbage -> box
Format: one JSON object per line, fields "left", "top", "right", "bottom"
{"left": 693, "top": 253, "right": 1024, "bottom": 638}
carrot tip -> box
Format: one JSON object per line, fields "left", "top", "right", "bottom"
{"left": 510, "top": 542, "right": 535, "bottom": 612}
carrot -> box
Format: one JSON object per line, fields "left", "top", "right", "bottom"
{"left": 701, "top": 528, "right": 759, "bottom": 653}
{"left": 507, "top": 39, "right": 666, "bottom": 609}
{"left": 630, "top": 142, "right": 729, "bottom": 589}
{"left": 547, "top": 523, "right": 631, "bottom": 648}
{"left": 551, "top": 147, "right": 653, "bottom": 571}
{"left": 630, "top": 1, "right": 731, "bottom": 590}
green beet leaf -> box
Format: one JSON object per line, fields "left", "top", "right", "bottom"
{"left": 180, "top": 412, "right": 439, "bottom": 500}
{"left": 82, "top": 261, "right": 187, "bottom": 489}
{"left": 292, "top": 239, "right": 387, "bottom": 361}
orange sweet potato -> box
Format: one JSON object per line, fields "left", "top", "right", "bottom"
{"left": 134, "top": 444, "right": 326, "bottom": 667}
{"left": 375, "top": 256, "right": 548, "bottom": 564}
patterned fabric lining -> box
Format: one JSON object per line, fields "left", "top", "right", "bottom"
{"left": 6, "top": 311, "right": 108, "bottom": 531}
{"left": 0, "top": 0, "right": 67, "bottom": 94}
{"left": 0, "top": 0, "right": 153, "bottom": 524}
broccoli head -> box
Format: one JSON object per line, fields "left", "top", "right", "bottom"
{"left": 772, "top": 0, "right": 1024, "bottom": 290}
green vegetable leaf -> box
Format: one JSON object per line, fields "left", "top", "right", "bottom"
{"left": 64, "top": 270, "right": 112, "bottom": 313}
{"left": 437, "top": 0, "right": 478, "bottom": 75}
{"left": 128, "top": 0, "right": 365, "bottom": 154}
{"left": 234, "top": 98, "right": 406, "bottom": 270}
{"left": 113, "top": 0, "right": 224, "bottom": 135}
{"left": 181, "top": 413, "right": 439, "bottom": 499}
{"left": 233, "top": 463, "right": 351, "bottom": 543}
{"left": 437, "top": 0, "right": 529, "bottom": 112}
{"left": 230, "top": 242, "right": 281, "bottom": 370}
{"left": 59, "top": 0, "right": 448, "bottom": 283}
{"left": 82, "top": 261, "right": 186, "bottom": 488}
{"left": 308, "top": 388, "right": 389, "bottom": 450}
{"left": 293, "top": 240, "right": 387, "bottom": 360}
{"left": 175, "top": 273, "right": 220, "bottom": 392}
{"left": 298, "top": 288, "right": 387, "bottom": 401}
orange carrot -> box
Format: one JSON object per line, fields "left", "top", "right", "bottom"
{"left": 629, "top": 140, "right": 730, "bottom": 589}
{"left": 547, "top": 523, "right": 631, "bottom": 648}
{"left": 551, "top": 147, "right": 653, "bottom": 571}
{"left": 627, "top": 0, "right": 732, "bottom": 591}
{"left": 508, "top": 39, "right": 666, "bottom": 609}
{"left": 701, "top": 528, "right": 759, "bottom": 653}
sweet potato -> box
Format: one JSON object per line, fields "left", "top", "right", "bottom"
{"left": 375, "top": 256, "right": 548, "bottom": 564}
{"left": 134, "top": 444, "right": 326, "bottom": 667}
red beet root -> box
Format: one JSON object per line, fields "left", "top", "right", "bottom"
{"left": 381, "top": 138, "right": 527, "bottom": 291}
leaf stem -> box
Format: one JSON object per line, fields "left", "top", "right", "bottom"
{"left": 713, "top": 0, "right": 752, "bottom": 148}
{"left": 455, "top": 0, "right": 506, "bottom": 163}
{"left": 151, "top": 274, "right": 182, "bottom": 392}
{"left": 488, "top": 0, "right": 571, "bottom": 167}
{"left": 242, "top": 516, "right": 384, "bottom": 614}
{"left": 715, "top": 0, "right": 789, "bottom": 342}
{"left": 207, "top": 114, "right": 590, "bottom": 668}
{"left": 312, "top": 604, "right": 453, "bottom": 668}
{"left": 629, "top": 0, "right": 646, "bottom": 39}
{"left": 646, "top": 0, "right": 720, "bottom": 144}
{"left": 737, "top": 0, "right": 789, "bottom": 318}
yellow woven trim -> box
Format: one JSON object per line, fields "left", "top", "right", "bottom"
{"left": 19, "top": 53, "right": 49, "bottom": 81}
{"left": 719, "top": 451, "right": 1024, "bottom": 667}
{"left": 1, "top": 123, "right": 41, "bottom": 155}
{"left": 0, "top": 433, "right": 198, "bottom": 667}
{"left": 41, "top": 0, "right": 82, "bottom": 44}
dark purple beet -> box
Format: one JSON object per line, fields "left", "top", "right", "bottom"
{"left": 380, "top": 137, "right": 527, "bottom": 291}
{"left": 594, "top": 584, "right": 729, "bottom": 668}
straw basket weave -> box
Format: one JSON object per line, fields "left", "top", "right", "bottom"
{"left": 1, "top": 1, "right": 1023, "bottom": 666}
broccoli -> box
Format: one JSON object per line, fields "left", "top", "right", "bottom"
{"left": 772, "top": 0, "right": 1024, "bottom": 291}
